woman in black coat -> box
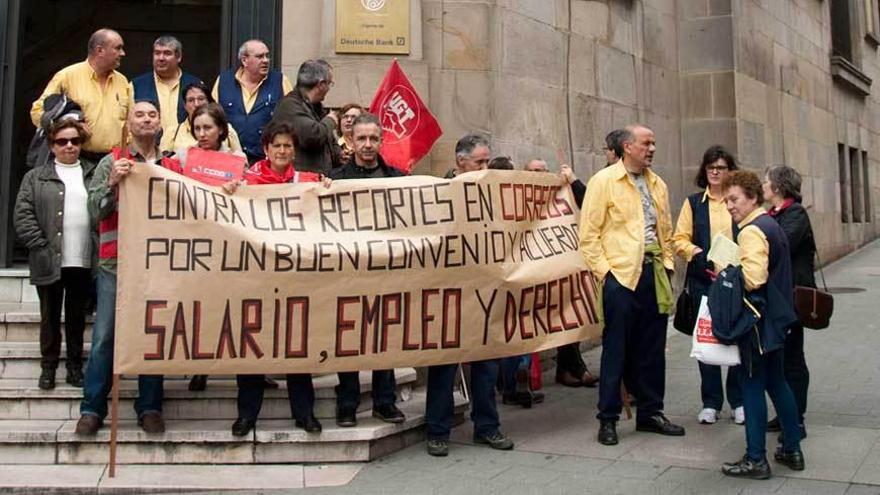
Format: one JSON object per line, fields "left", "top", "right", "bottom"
{"left": 762, "top": 164, "right": 815, "bottom": 438}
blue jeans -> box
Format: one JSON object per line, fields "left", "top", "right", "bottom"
{"left": 699, "top": 362, "right": 743, "bottom": 410}
{"left": 426, "top": 360, "right": 500, "bottom": 440}
{"left": 597, "top": 270, "right": 667, "bottom": 421}
{"left": 741, "top": 349, "right": 801, "bottom": 460}
{"left": 80, "top": 270, "right": 164, "bottom": 420}
{"left": 336, "top": 370, "right": 397, "bottom": 411}
{"left": 501, "top": 354, "right": 531, "bottom": 397}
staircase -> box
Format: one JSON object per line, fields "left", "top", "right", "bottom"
{"left": 0, "top": 268, "right": 464, "bottom": 467}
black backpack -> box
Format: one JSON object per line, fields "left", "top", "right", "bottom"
{"left": 26, "top": 93, "right": 85, "bottom": 168}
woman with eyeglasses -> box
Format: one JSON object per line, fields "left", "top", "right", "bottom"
{"left": 161, "top": 82, "right": 242, "bottom": 154}
{"left": 15, "top": 119, "right": 96, "bottom": 390}
{"left": 672, "top": 145, "right": 744, "bottom": 425}
{"left": 337, "top": 103, "right": 363, "bottom": 163}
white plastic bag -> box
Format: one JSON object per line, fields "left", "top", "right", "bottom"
{"left": 689, "top": 296, "right": 741, "bottom": 366}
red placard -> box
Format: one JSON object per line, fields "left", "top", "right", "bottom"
{"left": 183, "top": 148, "right": 247, "bottom": 186}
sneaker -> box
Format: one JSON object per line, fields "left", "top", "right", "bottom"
{"left": 372, "top": 403, "right": 405, "bottom": 424}
{"left": 427, "top": 438, "right": 449, "bottom": 457}
{"left": 733, "top": 406, "right": 745, "bottom": 425}
{"left": 698, "top": 408, "right": 717, "bottom": 424}
{"left": 721, "top": 455, "right": 771, "bottom": 479}
{"left": 474, "top": 431, "right": 514, "bottom": 450}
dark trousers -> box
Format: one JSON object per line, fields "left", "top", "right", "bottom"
{"left": 556, "top": 343, "right": 587, "bottom": 376}
{"left": 36, "top": 267, "right": 91, "bottom": 370}
{"left": 597, "top": 270, "right": 667, "bottom": 421}
{"left": 426, "top": 360, "right": 500, "bottom": 440}
{"left": 783, "top": 326, "right": 809, "bottom": 423}
{"left": 698, "top": 362, "right": 743, "bottom": 410}
{"left": 336, "top": 370, "right": 397, "bottom": 411}
{"left": 741, "top": 349, "right": 801, "bottom": 460}
{"left": 236, "top": 373, "right": 315, "bottom": 421}
{"left": 501, "top": 355, "right": 531, "bottom": 396}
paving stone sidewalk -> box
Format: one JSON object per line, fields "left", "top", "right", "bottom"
{"left": 278, "top": 239, "right": 880, "bottom": 495}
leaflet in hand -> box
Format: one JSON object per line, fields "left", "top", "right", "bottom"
{"left": 707, "top": 233, "right": 740, "bottom": 267}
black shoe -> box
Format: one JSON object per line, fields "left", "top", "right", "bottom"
{"left": 598, "top": 420, "right": 618, "bottom": 446}
{"left": 532, "top": 391, "right": 545, "bottom": 404}
{"left": 263, "top": 376, "right": 279, "bottom": 389}
{"left": 231, "top": 417, "right": 256, "bottom": 437}
{"left": 373, "top": 403, "right": 405, "bottom": 424}
{"left": 774, "top": 447, "right": 805, "bottom": 471}
{"left": 188, "top": 375, "right": 207, "bottom": 391}
{"left": 295, "top": 415, "right": 322, "bottom": 433}
{"left": 427, "top": 438, "right": 449, "bottom": 457}
{"left": 474, "top": 431, "right": 514, "bottom": 450}
{"left": 722, "top": 455, "right": 771, "bottom": 479}
{"left": 65, "top": 366, "right": 83, "bottom": 388}
{"left": 502, "top": 393, "right": 533, "bottom": 408}
{"left": 336, "top": 407, "right": 357, "bottom": 427}
{"left": 766, "top": 417, "right": 781, "bottom": 432}
{"left": 38, "top": 368, "right": 56, "bottom": 390}
{"left": 636, "top": 414, "right": 686, "bottom": 436}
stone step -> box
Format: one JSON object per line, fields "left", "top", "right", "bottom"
{"left": 0, "top": 304, "right": 93, "bottom": 343}
{"left": 0, "top": 269, "right": 36, "bottom": 305}
{"left": 0, "top": 368, "right": 417, "bottom": 421}
{"left": 0, "top": 390, "right": 466, "bottom": 464}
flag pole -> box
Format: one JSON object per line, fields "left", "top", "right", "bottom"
{"left": 109, "top": 373, "right": 120, "bottom": 477}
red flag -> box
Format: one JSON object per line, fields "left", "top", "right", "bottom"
{"left": 369, "top": 60, "right": 442, "bottom": 173}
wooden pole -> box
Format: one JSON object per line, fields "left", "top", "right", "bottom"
{"left": 621, "top": 384, "right": 633, "bottom": 420}
{"left": 108, "top": 373, "right": 120, "bottom": 477}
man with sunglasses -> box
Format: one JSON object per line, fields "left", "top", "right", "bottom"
{"left": 213, "top": 39, "right": 292, "bottom": 164}
{"left": 271, "top": 59, "right": 342, "bottom": 174}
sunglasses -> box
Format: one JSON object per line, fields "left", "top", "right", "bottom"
{"left": 52, "top": 137, "right": 83, "bottom": 146}
{"left": 707, "top": 165, "right": 729, "bottom": 172}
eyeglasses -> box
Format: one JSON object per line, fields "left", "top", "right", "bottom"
{"left": 707, "top": 165, "right": 729, "bottom": 172}
{"left": 52, "top": 137, "right": 83, "bottom": 146}
{"left": 185, "top": 96, "right": 207, "bottom": 104}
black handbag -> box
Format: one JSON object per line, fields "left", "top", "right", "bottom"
{"left": 794, "top": 251, "right": 833, "bottom": 330}
{"left": 673, "top": 283, "right": 696, "bottom": 335}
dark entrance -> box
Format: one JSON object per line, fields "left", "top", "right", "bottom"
{"left": 0, "top": 0, "right": 281, "bottom": 267}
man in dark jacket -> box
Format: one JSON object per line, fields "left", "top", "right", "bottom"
{"left": 327, "top": 113, "right": 406, "bottom": 426}
{"left": 271, "top": 59, "right": 341, "bottom": 174}
{"left": 130, "top": 36, "right": 202, "bottom": 146}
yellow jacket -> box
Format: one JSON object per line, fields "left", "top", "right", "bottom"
{"left": 672, "top": 188, "right": 732, "bottom": 262}
{"left": 30, "top": 61, "right": 133, "bottom": 154}
{"left": 736, "top": 208, "right": 770, "bottom": 291}
{"left": 578, "top": 160, "right": 674, "bottom": 290}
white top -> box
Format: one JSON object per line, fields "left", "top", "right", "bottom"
{"left": 54, "top": 160, "right": 91, "bottom": 268}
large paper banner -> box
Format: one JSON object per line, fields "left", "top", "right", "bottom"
{"left": 115, "top": 167, "right": 602, "bottom": 374}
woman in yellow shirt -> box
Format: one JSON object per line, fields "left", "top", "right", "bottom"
{"left": 161, "top": 82, "right": 242, "bottom": 154}
{"left": 672, "top": 146, "right": 743, "bottom": 426}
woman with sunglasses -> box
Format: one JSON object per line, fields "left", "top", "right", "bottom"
{"left": 15, "top": 120, "right": 96, "bottom": 390}
{"left": 672, "top": 145, "right": 744, "bottom": 425}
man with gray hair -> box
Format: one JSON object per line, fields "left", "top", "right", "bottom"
{"left": 131, "top": 36, "right": 203, "bottom": 146}
{"left": 212, "top": 39, "right": 292, "bottom": 163}
{"left": 30, "top": 28, "right": 133, "bottom": 160}
{"left": 271, "top": 59, "right": 341, "bottom": 173}
{"left": 426, "top": 133, "right": 514, "bottom": 457}
{"left": 444, "top": 132, "right": 491, "bottom": 178}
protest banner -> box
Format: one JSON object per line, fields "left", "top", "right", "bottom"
{"left": 114, "top": 166, "right": 602, "bottom": 374}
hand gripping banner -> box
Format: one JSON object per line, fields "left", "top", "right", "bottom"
{"left": 114, "top": 167, "right": 602, "bottom": 374}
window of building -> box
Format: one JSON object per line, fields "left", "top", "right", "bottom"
{"left": 831, "top": 0, "right": 873, "bottom": 95}
{"left": 839, "top": 144, "right": 849, "bottom": 223}
{"left": 850, "top": 147, "right": 863, "bottom": 222}
{"left": 862, "top": 150, "right": 872, "bottom": 222}
{"left": 867, "top": 0, "right": 880, "bottom": 45}
{"left": 833, "top": 0, "right": 854, "bottom": 60}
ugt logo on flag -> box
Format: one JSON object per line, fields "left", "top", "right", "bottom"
{"left": 369, "top": 60, "right": 442, "bottom": 173}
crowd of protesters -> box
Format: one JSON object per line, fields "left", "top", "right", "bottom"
{"left": 14, "top": 28, "right": 818, "bottom": 480}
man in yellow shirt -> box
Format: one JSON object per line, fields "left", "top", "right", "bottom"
{"left": 579, "top": 124, "right": 685, "bottom": 446}
{"left": 131, "top": 36, "right": 203, "bottom": 147}
{"left": 31, "top": 28, "right": 133, "bottom": 160}
{"left": 212, "top": 39, "right": 293, "bottom": 163}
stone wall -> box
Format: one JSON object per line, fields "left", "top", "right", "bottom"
{"left": 279, "top": 0, "right": 879, "bottom": 258}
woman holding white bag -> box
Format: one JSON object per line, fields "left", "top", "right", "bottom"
{"left": 720, "top": 170, "right": 804, "bottom": 479}
{"left": 672, "top": 145, "right": 743, "bottom": 425}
